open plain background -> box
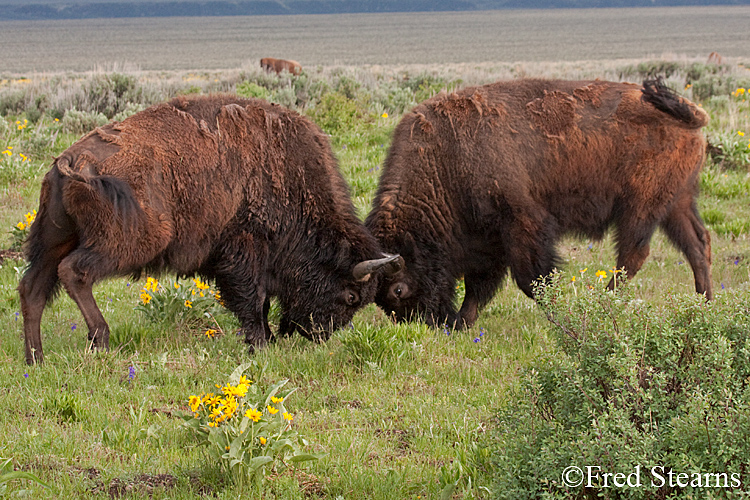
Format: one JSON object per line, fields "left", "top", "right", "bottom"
{"left": 2, "top": 5, "right": 750, "bottom": 74}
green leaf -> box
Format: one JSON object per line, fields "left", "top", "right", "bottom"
{"left": 288, "top": 453, "right": 324, "bottom": 463}
{"left": 246, "top": 456, "right": 273, "bottom": 474}
{"left": 228, "top": 361, "right": 257, "bottom": 385}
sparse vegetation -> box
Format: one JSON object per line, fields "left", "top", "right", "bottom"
{"left": 0, "top": 52, "right": 748, "bottom": 498}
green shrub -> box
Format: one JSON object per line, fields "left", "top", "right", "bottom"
{"left": 306, "top": 92, "right": 370, "bottom": 136}
{"left": 61, "top": 108, "right": 109, "bottom": 134}
{"left": 76, "top": 73, "right": 141, "bottom": 118}
{"left": 236, "top": 81, "right": 270, "bottom": 100}
{"left": 490, "top": 272, "right": 750, "bottom": 499}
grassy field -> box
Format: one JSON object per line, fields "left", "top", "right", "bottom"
{"left": 0, "top": 56, "right": 749, "bottom": 499}
{"left": 2, "top": 6, "right": 750, "bottom": 73}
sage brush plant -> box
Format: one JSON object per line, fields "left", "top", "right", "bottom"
{"left": 491, "top": 272, "right": 750, "bottom": 499}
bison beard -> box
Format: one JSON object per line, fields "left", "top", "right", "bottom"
{"left": 366, "top": 78, "right": 712, "bottom": 329}
{"left": 18, "top": 94, "right": 400, "bottom": 365}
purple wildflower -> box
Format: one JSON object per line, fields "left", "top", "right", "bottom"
{"left": 443, "top": 324, "right": 450, "bottom": 336}
{"left": 23, "top": 373, "right": 28, "bottom": 378}
{"left": 71, "top": 323, "right": 77, "bottom": 331}
{"left": 15, "top": 312, "right": 19, "bottom": 321}
{"left": 128, "top": 366, "right": 136, "bottom": 381}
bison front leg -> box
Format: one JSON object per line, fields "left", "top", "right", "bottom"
{"left": 660, "top": 196, "right": 713, "bottom": 300}
{"left": 612, "top": 219, "right": 657, "bottom": 291}
{"left": 57, "top": 250, "right": 113, "bottom": 352}
{"left": 458, "top": 267, "right": 509, "bottom": 329}
{"left": 213, "top": 272, "right": 273, "bottom": 354}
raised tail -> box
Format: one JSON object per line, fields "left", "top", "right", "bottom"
{"left": 55, "top": 155, "right": 143, "bottom": 235}
{"left": 641, "top": 78, "right": 709, "bottom": 128}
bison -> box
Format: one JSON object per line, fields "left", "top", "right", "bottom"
{"left": 366, "top": 78, "right": 712, "bottom": 329}
{"left": 19, "top": 94, "right": 402, "bottom": 364}
{"left": 260, "top": 57, "right": 302, "bottom": 76}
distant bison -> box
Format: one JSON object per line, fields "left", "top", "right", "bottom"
{"left": 260, "top": 57, "right": 302, "bottom": 76}
{"left": 366, "top": 79, "right": 712, "bottom": 328}
{"left": 19, "top": 94, "right": 401, "bottom": 364}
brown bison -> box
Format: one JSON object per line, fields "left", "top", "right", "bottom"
{"left": 366, "top": 78, "right": 712, "bottom": 328}
{"left": 19, "top": 94, "right": 401, "bottom": 364}
{"left": 260, "top": 57, "right": 302, "bottom": 76}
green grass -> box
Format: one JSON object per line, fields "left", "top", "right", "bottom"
{"left": 0, "top": 59, "right": 749, "bottom": 498}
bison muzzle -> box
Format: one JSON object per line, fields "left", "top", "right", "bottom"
{"left": 366, "top": 78, "right": 712, "bottom": 328}
{"left": 19, "top": 94, "right": 401, "bottom": 364}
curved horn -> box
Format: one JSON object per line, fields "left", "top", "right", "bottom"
{"left": 352, "top": 254, "right": 404, "bottom": 282}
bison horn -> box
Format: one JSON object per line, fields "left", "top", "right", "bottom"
{"left": 352, "top": 254, "right": 404, "bottom": 282}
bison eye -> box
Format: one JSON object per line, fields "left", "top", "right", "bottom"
{"left": 345, "top": 290, "right": 360, "bottom": 306}
{"left": 389, "top": 282, "right": 409, "bottom": 300}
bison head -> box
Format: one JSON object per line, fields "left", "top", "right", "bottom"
{"left": 372, "top": 232, "right": 458, "bottom": 328}
{"left": 277, "top": 250, "right": 403, "bottom": 341}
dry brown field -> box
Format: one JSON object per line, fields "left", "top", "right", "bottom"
{"left": 1, "top": 6, "right": 749, "bottom": 74}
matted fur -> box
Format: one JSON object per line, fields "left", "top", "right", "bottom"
{"left": 19, "top": 95, "right": 382, "bottom": 364}
{"left": 366, "top": 78, "right": 712, "bottom": 328}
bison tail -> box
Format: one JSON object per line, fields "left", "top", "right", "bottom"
{"left": 641, "top": 78, "right": 709, "bottom": 129}
{"left": 86, "top": 175, "right": 144, "bottom": 233}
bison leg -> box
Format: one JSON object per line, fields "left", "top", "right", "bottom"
{"left": 57, "top": 250, "right": 113, "bottom": 351}
{"left": 213, "top": 271, "right": 272, "bottom": 353}
{"left": 19, "top": 251, "right": 67, "bottom": 365}
{"left": 612, "top": 220, "right": 657, "bottom": 291}
{"left": 508, "top": 212, "right": 559, "bottom": 298}
{"left": 458, "top": 267, "right": 509, "bottom": 329}
{"left": 660, "top": 197, "right": 713, "bottom": 300}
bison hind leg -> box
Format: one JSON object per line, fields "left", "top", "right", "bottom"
{"left": 660, "top": 197, "right": 713, "bottom": 300}
{"left": 57, "top": 249, "right": 118, "bottom": 352}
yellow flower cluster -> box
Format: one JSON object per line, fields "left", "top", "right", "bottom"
{"left": 189, "top": 375, "right": 295, "bottom": 430}
{"left": 189, "top": 375, "right": 260, "bottom": 427}
{"left": 140, "top": 276, "right": 159, "bottom": 304}
{"left": 16, "top": 119, "right": 28, "bottom": 131}
{"left": 732, "top": 87, "right": 746, "bottom": 97}
{"left": 15, "top": 210, "right": 37, "bottom": 231}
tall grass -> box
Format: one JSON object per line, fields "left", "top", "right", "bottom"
{"left": 0, "top": 57, "right": 748, "bottom": 498}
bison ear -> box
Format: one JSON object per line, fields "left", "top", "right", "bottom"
{"left": 352, "top": 254, "right": 404, "bottom": 282}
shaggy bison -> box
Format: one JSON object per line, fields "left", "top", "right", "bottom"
{"left": 19, "top": 94, "right": 401, "bottom": 364}
{"left": 260, "top": 57, "right": 302, "bottom": 76}
{"left": 366, "top": 79, "right": 712, "bottom": 328}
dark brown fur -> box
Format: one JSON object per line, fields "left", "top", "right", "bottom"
{"left": 366, "top": 79, "right": 712, "bottom": 328}
{"left": 260, "top": 57, "right": 302, "bottom": 76}
{"left": 19, "top": 95, "right": 387, "bottom": 364}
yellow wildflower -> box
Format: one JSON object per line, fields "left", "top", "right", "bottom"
{"left": 189, "top": 395, "right": 201, "bottom": 413}
{"left": 140, "top": 291, "right": 152, "bottom": 304}
{"left": 204, "top": 329, "right": 216, "bottom": 338}
{"left": 381, "top": 112, "right": 388, "bottom": 118}
{"left": 184, "top": 299, "right": 192, "bottom": 308}
{"left": 259, "top": 436, "right": 267, "bottom": 445}
{"left": 245, "top": 408, "right": 262, "bottom": 422}
{"left": 282, "top": 411, "right": 293, "bottom": 421}
{"left": 16, "top": 222, "right": 25, "bottom": 231}
{"left": 267, "top": 405, "right": 279, "bottom": 415}
{"left": 738, "top": 131, "right": 745, "bottom": 137}
{"left": 271, "top": 396, "right": 284, "bottom": 404}
{"left": 595, "top": 270, "right": 607, "bottom": 281}
{"left": 570, "top": 276, "right": 576, "bottom": 282}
